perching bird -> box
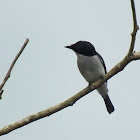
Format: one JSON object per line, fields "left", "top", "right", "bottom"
{"left": 65, "top": 41, "right": 114, "bottom": 114}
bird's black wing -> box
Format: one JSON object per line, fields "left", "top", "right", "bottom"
{"left": 97, "top": 53, "right": 107, "bottom": 74}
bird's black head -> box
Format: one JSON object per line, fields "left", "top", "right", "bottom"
{"left": 65, "top": 41, "right": 97, "bottom": 56}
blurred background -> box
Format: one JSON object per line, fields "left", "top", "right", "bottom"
{"left": 0, "top": 0, "right": 140, "bottom": 139}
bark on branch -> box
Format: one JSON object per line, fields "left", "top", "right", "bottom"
{"left": 0, "top": 0, "right": 139, "bottom": 136}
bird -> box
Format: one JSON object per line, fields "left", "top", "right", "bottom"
{"left": 65, "top": 41, "right": 114, "bottom": 114}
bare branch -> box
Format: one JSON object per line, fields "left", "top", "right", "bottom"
{"left": 128, "top": 0, "right": 139, "bottom": 55}
{"left": 0, "top": 38, "right": 29, "bottom": 99}
{"left": 0, "top": 51, "right": 140, "bottom": 136}
{"left": 0, "top": 0, "right": 139, "bottom": 137}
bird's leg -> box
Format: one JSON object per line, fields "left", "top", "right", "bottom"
{"left": 88, "top": 83, "right": 92, "bottom": 90}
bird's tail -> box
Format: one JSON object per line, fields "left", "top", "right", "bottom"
{"left": 103, "top": 95, "right": 114, "bottom": 114}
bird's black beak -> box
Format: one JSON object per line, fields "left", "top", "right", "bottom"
{"left": 65, "top": 45, "right": 72, "bottom": 49}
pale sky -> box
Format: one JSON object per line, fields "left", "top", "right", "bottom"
{"left": 0, "top": 0, "right": 140, "bottom": 140}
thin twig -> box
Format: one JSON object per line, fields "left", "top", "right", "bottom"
{"left": 0, "top": 38, "right": 29, "bottom": 98}
{"left": 128, "top": 0, "right": 139, "bottom": 55}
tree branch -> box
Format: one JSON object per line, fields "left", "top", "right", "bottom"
{"left": 0, "top": 51, "right": 140, "bottom": 136}
{"left": 128, "top": 0, "right": 139, "bottom": 55}
{"left": 0, "top": 38, "right": 29, "bottom": 99}
{"left": 0, "top": 0, "right": 139, "bottom": 136}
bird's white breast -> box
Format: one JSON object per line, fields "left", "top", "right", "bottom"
{"left": 77, "top": 53, "right": 105, "bottom": 83}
